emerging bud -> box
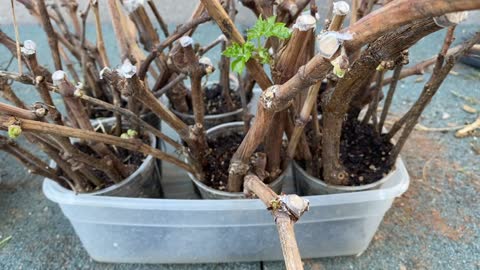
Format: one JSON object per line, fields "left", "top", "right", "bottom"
{"left": 127, "top": 129, "right": 138, "bottom": 137}
{"left": 8, "top": 125, "right": 22, "bottom": 139}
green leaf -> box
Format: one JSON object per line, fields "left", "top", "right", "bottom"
{"left": 8, "top": 125, "right": 22, "bottom": 139}
{"left": 247, "top": 16, "right": 266, "bottom": 41}
{"left": 222, "top": 43, "right": 243, "bottom": 58}
{"left": 257, "top": 47, "right": 270, "bottom": 64}
{"left": 231, "top": 58, "right": 246, "bottom": 74}
{"left": 270, "top": 23, "right": 292, "bottom": 39}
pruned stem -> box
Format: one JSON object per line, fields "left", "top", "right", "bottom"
{"left": 154, "top": 73, "right": 186, "bottom": 97}
{"left": 147, "top": 0, "right": 170, "bottom": 38}
{"left": 220, "top": 40, "right": 234, "bottom": 111}
{"left": 91, "top": 0, "right": 110, "bottom": 67}
{"left": 389, "top": 30, "right": 479, "bottom": 164}
{"left": 139, "top": 14, "right": 211, "bottom": 80}
{"left": 0, "top": 116, "right": 196, "bottom": 175}
{"left": 378, "top": 64, "right": 403, "bottom": 132}
{"left": 76, "top": 92, "right": 182, "bottom": 151}
{"left": 0, "top": 135, "right": 59, "bottom": 181}
{"left": 286, "top": 82, "right": 321, "bottom": 160}
{"left": 244, "top": 174, "right": 308, "bottom": 270}
{"left": 36, "top": 0, "right": 62, "bottom": 70}
{"left": 362, "top": 69, "right": 384, "bottom": 126}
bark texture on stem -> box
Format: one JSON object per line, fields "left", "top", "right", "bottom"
{"left": 321, "top": 19, "right": 441, "bottom": 185}
{"left": 244, "top": 174, "right": 309, "bottom": 270}
{"left": 35, "top": 0, "right": 62, "bottom": 70}
{"left": 0, "top": 116, "right": 196, "bottom": 175}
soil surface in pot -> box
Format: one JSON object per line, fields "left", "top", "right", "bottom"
{"left": 303, "top": 119, "right": 394, "bottom": 186}
{"left": 202, "top": 129, "right": 280, "bottom": 191}
{"left": 58, "top": 132, "right": 149, "bottom": 191}
{"left": 186, "top": 83, "right": 252, "bottom": 115}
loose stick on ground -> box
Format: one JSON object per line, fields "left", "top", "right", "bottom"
{"left": 244, "top": 174, "right": 309, "bottom": 270}
{"left": 455, "top": 117, "right": 480, "bottom": 138}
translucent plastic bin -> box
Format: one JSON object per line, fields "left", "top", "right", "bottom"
{"left": 42, "top": 159, "right": 409, "bottom": 264}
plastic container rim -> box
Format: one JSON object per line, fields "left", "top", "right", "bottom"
{"left": 43, "top": 157, "right": 409, "bottom": 211}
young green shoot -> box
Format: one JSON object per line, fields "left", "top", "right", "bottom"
{"left": 222, "top": 16, "right": 292, "bottom": 74}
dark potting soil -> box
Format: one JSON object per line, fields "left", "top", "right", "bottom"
{"left": 187, "top": 83, "right": 251, "bottom": 115}
{"left": 202, "top": 129, "right": 281, "bottom": 192}
{"left": 58, "top": 132, "right": 148, "bottom": 191}
{"left": 202, "top": 130, "right": 245, "bottom": 191}
{"left": 304, "top": 119, "right": 394, "bottom": 186}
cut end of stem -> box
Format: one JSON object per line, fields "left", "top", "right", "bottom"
{"left": 99, "top": 67, "right": 111, "bottom": 80}
{"left": 333, "top": 1, "right": 350, "bottom": 16}
{"left": 433, "top": 11, "right": 469, "bottom": 28}
{"left": 52, "top": 70, "right": 67, "bottom": 86}
{"left": 179, "top": 36, "right": 194, "bottom": 48}
{"left": 293, "top": 14, "right": 317, "bottom": 31}
{"left": 118, "top": 60, "right": 137, "bottom": 78}
{"left": 20, "top": 40, "right": 37, "bottom": 55}
{"left": 123, "top": 0, "right": 145, "bottom": 13}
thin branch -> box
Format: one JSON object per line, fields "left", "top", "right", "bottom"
{"left": 0, "top": 116, "right": 196, "bottom": 175}
{"left": 10, "top": 0, "right": 22, "bottom": 74}
{"left": 147, "top": 0, "right": 170, "bottom": 37}
{"left": 389, "top": 31, "right": 480, "bottom": 164}
{"left": 76, "top": 91, "right": 182, "bottom": 151}
{"left": 378, "top": 63, "right": 403, "bottom": 132}
{"left": 139, "top": 14, "right": 211, "bottom": 80}
{"left": 36, "top": 0, "right": 63, "bottom": 70}
{"left": 154, "top": 73, "right": 186, "bottom": 97}
{"left": 91, "top": 0, "right": 110, "bottom": 67}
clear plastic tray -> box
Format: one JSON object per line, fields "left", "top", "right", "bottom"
{"left": 42, "top": 159, "right": 409, "bottom": 264}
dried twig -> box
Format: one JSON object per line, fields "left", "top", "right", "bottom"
{"left": 10, "top": 0, "right": 22, "bottom": 74}
{"left": 244, "top": 174, "right": 309, "bottom": 270}
{"left": 455, "top": 117, "right": 480, "bottom": 138}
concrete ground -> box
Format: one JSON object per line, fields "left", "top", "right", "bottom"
{"left": 0, "top": 6, "right": 479, "bottom": 270}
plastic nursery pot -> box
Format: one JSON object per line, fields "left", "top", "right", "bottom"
{"left": 171, "top": 76, "right": 250, "bottom": 128}
{"left": 189, "top": 121, "right": 288, "bottom": 199}
{"left": 293, "top": 158, "right": 404, "bottom": 195}
{"left": 48, "top": 120, "right": 161, "bottom": 198}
